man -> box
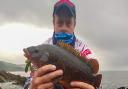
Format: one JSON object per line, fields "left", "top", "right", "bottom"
{"left": 24, "top": 0, "right": 100, "bottom": 89}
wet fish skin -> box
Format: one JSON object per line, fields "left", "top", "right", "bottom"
{"left": 23, "top": 43, "right": 102, "bottom": 88}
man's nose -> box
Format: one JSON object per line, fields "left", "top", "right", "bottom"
{"left": 60, "top": 23, "right": 68, "bottom": 30}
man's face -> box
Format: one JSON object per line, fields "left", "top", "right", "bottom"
{"left": 53, "top": 15, "right": 76, "bottom": 34}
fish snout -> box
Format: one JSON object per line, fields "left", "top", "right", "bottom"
{"left": 23, "top": 48, "right": 30, "bottom": 58}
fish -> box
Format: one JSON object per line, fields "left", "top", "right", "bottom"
{"left": 23, "top": 42, "right": 102, "bottom": 89}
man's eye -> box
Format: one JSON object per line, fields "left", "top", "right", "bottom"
{"left": 57, "top": 23, "right": 63, "bottom": 27}
{"left": 67, "top": 24, "right": 71, "bottom": 27}
{"left": 66, "top": 23, "right": 72, "bottom": 27}
{"left": 34, "top": 50, "right": 39, "bottom": 53}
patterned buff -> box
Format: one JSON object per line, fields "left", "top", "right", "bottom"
{"left": 52, "top": 32, "right": 76, "bottom": 47}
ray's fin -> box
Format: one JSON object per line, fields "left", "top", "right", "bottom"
{"left": 57, "top": 41, "right": 86, "bottom": 61}
{"left": 87, "top": 59, "right": 99, "bottom": 74}
{"left": 93, "top": 74, "right": 102, "bottom": 88}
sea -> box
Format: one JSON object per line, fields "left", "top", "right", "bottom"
{"left": 0, "top": 71, "right": 128, "bottom": 89}
{"left": 101, "top": 71, "right": 128, "bottom": 89}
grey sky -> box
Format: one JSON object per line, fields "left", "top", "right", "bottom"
{"left": 0, "top": 0, "right": 128, "bottom": 71}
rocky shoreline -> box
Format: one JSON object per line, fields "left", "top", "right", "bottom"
{"left": 0, "top": 70, "right": 26, "bottom": 89}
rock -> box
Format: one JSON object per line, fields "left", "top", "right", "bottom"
{"left": 0, "top": 70, "right": 26, "bottom": 86}
{"left": 0, "top": 75, "right": 6, "bottom": 83}
{"left": 117, "top": 86, "right": 128, "bottom": 89}
{"left": 0, "top": 87, "right": 2, "bottom": 89}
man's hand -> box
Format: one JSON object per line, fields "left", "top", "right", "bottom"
{"left": 29, "top": 64, "right": 63, "bottom": 89}
{"left": 70, "top": 81, "right": 95, "bottom": 89}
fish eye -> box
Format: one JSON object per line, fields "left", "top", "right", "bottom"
{"left": 34, "top": 49, "right": 39, "bottom": 53}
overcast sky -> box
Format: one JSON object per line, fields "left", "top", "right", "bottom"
{"left": 0, "top": 0, "right": 128, "bottom": 71}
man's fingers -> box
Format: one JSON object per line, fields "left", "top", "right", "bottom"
{"left": 70, "top": 81, "right": 95, "bottom": 89}
{"left": 32, "top": 69, "right": 63, "bottom": 85}
{"left": 48, "top": 86, "right": 54, "bottom": 89}
{"left": 37, "top": 82, "right": 54, "bottom": 89}
{"left": 37, "top": 69, "right": 63, "bottom": 83}
{"left": 34, "top": 64, "right": 56, "bottom": 77}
